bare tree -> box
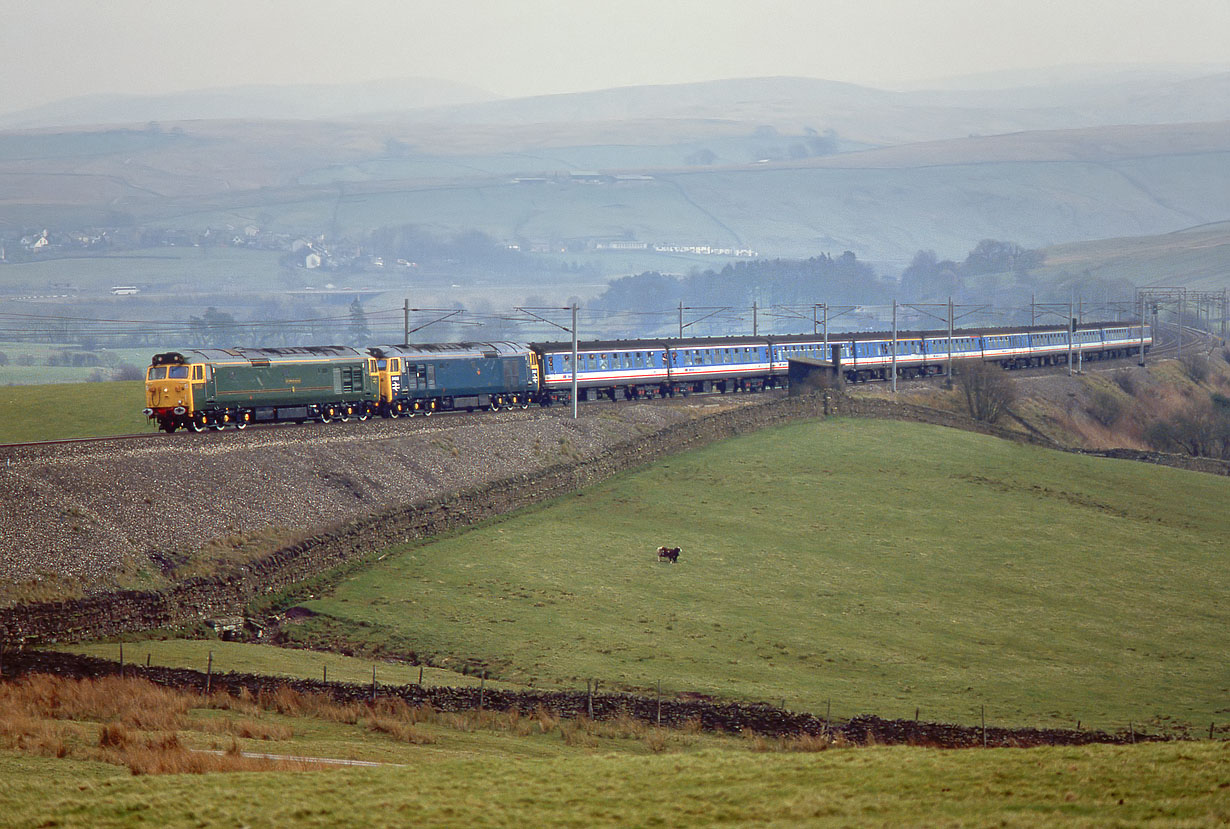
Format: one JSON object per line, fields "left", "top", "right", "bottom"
{"left": 957, "top": 361, "right": 1016, "bottom": 423}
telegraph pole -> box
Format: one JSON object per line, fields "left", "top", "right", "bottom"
{"left": 1178, "top": 292, "right": 1183, "bottom": 361}
{"left": 947, "top": 297, "right": 954, "bottom": 381}
{"left": 1077, "top": 297, "right": 1083, "bottom": 373}
{"left": 752, "top": 302, "right": 758, "bottom": 336}
{"left": 1139, "top": 294, "right": 1146, "bottom": 367}
{"left": 571, "top": 303, "right": 578, "bottom": 420}
{"left": 891, "top": 299, "right": 897, "bottom": 393}
{"left": 678, "top": 301, "right": 683, "bottom": 339}
{"left": 1067, "top": 302, "right": 1073, "bottom": 376}
{"left": 403, "top": 298, "right": 410, "bottom": 344}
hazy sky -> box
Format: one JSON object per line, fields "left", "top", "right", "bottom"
{"left": 3, "top": 0, "right": 1228, "bottom": 112}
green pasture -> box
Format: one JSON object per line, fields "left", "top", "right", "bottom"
{"left": 0, "top": 247, "right": 285, "bottom": 294}
{"left": 0, "top": 381, "right": 150, "bottom": 442}
{"left": 287, "top": 419, "right": 1230, "bottom": 731}
{"left": 0, "top": 742, "right": 1223, "bottom": 827}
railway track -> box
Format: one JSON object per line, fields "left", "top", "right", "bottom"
{"left": 0, "top": 390, "right": 768, "bottom": 452}
{"left": 3, "top": 324, "right": 1222, "bottom": 452}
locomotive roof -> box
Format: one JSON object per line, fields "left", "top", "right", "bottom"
{"left": 151, "top": 346, "right": 367, "bottom": 365}
{"left": 368, "top": 341, "right": 531, "bottom": 359}
{"left": 530, "top": 321, "right": 1130, "bottom": 352}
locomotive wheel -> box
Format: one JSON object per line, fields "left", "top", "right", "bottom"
{"left": 212, "top": 423, "right": 225, "bottom": 431}
{"left": 190, "top": 418, "right": 206, "bottom": 433}
{"left": 235, "top": 420, "right": 247, "bottom": 430}
{"left": 388, "top": 407, "right": 400, "bottom": 419}
{"left": 357, "top": 409, "right": 369, "bottom": 422}
{"left": 161, "top": 421, "right": 177, "bottom": 434}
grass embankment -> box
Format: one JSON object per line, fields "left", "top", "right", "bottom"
{"left": 277, "top": 418, "right": 1228, "bottom": 732}
{"left": 0, "top": 380, "right": 150, "bottom": 441}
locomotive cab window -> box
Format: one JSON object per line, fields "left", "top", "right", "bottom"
{"left": 148, "top": 366, "right": 166, "bottom": 380}
{"left": 168, "top": 366, "right": 189, "bottom": 379}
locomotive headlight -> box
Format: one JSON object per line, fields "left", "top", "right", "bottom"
{"left": 142, "top": 408, "right": 153, "bottom": 416}
{"left": 173, "top": 406, "right": 186, "bottom": 415}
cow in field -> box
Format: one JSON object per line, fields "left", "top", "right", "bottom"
{"left": 656, "top": 546, "right": 681, "bottom": 563}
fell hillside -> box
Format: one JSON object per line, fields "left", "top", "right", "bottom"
{"left": 1032, "top": 221, "right": 1230, "bottom": 290}
{"left": 2, "top": 120, "right": 1226, "bottom": 264}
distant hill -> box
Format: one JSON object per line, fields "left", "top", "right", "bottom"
{"left": 1033, "top": 221, "right": 1230, "bottom": 291}
{"left": 6, "top": 68, "right": 1230, "bottom": 145}
{"left": 1, "top": 69, "right": 1229, "bottom": 271}
{"left": 0, "top": 119, "right": 1226, "bottom": 265}
{"left": 0, "top": 77, "right": 498, "bottom": 130}
{"left": 398, "top": 71, "right": 1230, "bottom": 146}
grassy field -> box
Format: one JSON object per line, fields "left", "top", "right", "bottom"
{"left": 0, "top": 380, "right": 151, "bottom": 442}
{"left": 0, "top": 247, "right": 286, "bottom": 294}
{"left": 0, "top": 740, "right": 1223, "bottom": 827}
{"left": 279, "top": 418, "right": 1229, "bottom": 732}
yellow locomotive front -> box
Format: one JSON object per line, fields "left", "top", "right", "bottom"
{"left": 143, "top": 352, "right": 202, "bottom": 432}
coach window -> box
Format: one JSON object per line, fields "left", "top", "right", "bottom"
{"left": 192, "top": 365, "right": 204, "bottom": 381}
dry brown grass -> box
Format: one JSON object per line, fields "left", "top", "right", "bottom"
{"left": 0, "top": 674, "right": 311, "bottom": 775}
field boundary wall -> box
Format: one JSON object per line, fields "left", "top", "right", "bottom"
{"left": 0, "top": 649, "right": 1168, "bottom": 748}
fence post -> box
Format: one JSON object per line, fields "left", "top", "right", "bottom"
{"left": 119, "top": 643, "right": 124, "bottom": 675}
{"left": 205, "top": 650, "right": 213, "bottom": 696}
{"left": 146, "top": 653, "right": 151, "bottom": 669}
{"left": 1129, "top": 721, "right": 1135, "bottom": 744}
{"left": 1211, "top": 722, "right": 1216, "bottom": 740}
{"left": 323, "top": 665, "right": 327, "bottom": 683}
{"left": 915, "top": 707, "right": 919, "bottom": 722}
{"left": 587, "top": 679, "right": 593, "bottom": 719}
{"left": 656, "top": 679, "right": 661, "bottom": 726}
{"left": 418, "top": 666, "right": 423, "bottom": 686}
{"left": 371, "top": 665, "right": 377, "bottom": 702}
{"left": 981, "top": 705, "right": 986, "bottom": 747}
{"left": 479, "top": 672, "right": 486, "bottom": 710}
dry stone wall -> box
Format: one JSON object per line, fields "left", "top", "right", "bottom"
{"left": 0, "top": 650, "right": 1168, "bottom": 748}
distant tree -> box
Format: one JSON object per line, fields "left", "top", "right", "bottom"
{"left": 347, "top": 298, "right": 370, "bottom": 346}
{"left": 962, "top": 240, "right": 1042, "bottom": 277}
{"left": 384, "top": 137, "right": 411, "bottom": 157}
{"left": 189, "top": 307, "right": 238, "bottom": 348}
{"left": 684, "top": 148, "right": 717, "bottom": 166}
{"left": 112, "top": 363, "right": 146, "bottom": 381}
{"left": 804, "top": 129, "right": 838, "bottom": 156}
{"left": 1145, "top": 394, "right": 1230, "bottom": 458}
{"left": 957, "top": 361, "right": 1016, "bottom": 423}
